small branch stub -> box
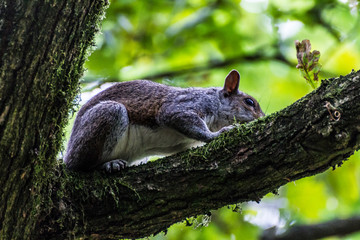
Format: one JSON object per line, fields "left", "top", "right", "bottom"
{"left": 325, "top": 101, "right": 341, "bottom": 121}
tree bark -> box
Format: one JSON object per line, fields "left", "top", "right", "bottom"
{"left": 1, "top": 1, "right": 360, "bottom": 240}
{"left": 0, "top": 0, "right": 108, "bottom": 239}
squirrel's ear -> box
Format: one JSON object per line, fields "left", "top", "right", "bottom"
{"left": 224, "top": 70, "right": 240, "bottom": 94}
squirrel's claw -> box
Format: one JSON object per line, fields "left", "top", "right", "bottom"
{"left": 101, "top": 159, "right": 127, "bottom": 173}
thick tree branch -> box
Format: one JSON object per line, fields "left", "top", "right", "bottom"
{"left": 38, "top": 70, "right": 360, "bottom": 239}
{"left": 261, "top": 215, "right": 360, "bottom": 240}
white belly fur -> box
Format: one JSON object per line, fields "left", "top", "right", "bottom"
{"left": 108, "top": 124, "right": 202, "bottom": 165}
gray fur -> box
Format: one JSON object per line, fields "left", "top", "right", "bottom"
{"left": 64, "top": 70, "right": 264, "bottom": 172}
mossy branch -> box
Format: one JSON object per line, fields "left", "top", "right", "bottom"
{"left": 38, "top": 70, "right": 360, "bottom": 239}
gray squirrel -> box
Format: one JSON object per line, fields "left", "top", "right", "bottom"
{"left": 64, "top": 70, "right": 264, "bottom": 173}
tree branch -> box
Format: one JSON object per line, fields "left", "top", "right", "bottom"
{"left": 261, "top": 215, "right": 360, "bottom": 240}
{"left": 82, "top": 50, "right": 335, "bottom": 91}
{"left": 38, "top": 70, "right": 360, "bottom": 239}
{"left": 81, "top": 50, "right": 292, "bottom": 86}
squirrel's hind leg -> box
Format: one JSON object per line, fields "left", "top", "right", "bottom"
{"left": 65, "top": 101, "right": 129, "bottom": 172}
{"left": 100, "top": 159, "right": 127, "bottom": 173}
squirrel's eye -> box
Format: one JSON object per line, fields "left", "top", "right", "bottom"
{"left": 244, "top": 98, "right": 255, "bottom": 107}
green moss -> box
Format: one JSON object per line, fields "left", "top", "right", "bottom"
{"left": 24, "top": 0, "right": 110, "bottom": 237}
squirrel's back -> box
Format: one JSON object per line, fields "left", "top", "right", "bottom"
{"left": 78, "top": 80, "right": 174, "bottom": 128}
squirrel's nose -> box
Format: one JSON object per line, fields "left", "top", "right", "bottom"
{"left": 258, "top": 111, "right": 265, "bottom": 118}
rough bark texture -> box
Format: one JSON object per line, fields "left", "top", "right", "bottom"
{"left": 1, "top": 1, "right": 360, "bottom": 240}
{"left": 39, "top": 70, "right": 360, "bottom": 239}
{"left": 0, "top": 0, "right": 108, "bottom": 239}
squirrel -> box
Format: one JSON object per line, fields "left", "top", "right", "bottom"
{"left": 64, "top": 70, "right": 264, "bottom": 173}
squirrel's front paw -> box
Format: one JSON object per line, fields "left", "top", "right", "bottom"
{"left": 211, "top": 125, "right": 234, "bottom": 140}
{"left": 101, "top": 159, "right": 127, "bottom": 173}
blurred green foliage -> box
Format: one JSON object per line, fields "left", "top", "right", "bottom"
{"left": 70, "top": 0, "right": 360, "bottom": 239}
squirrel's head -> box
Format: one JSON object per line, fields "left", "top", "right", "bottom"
{"left": 219, "top": 69, "right": 264, "bottom": 124}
